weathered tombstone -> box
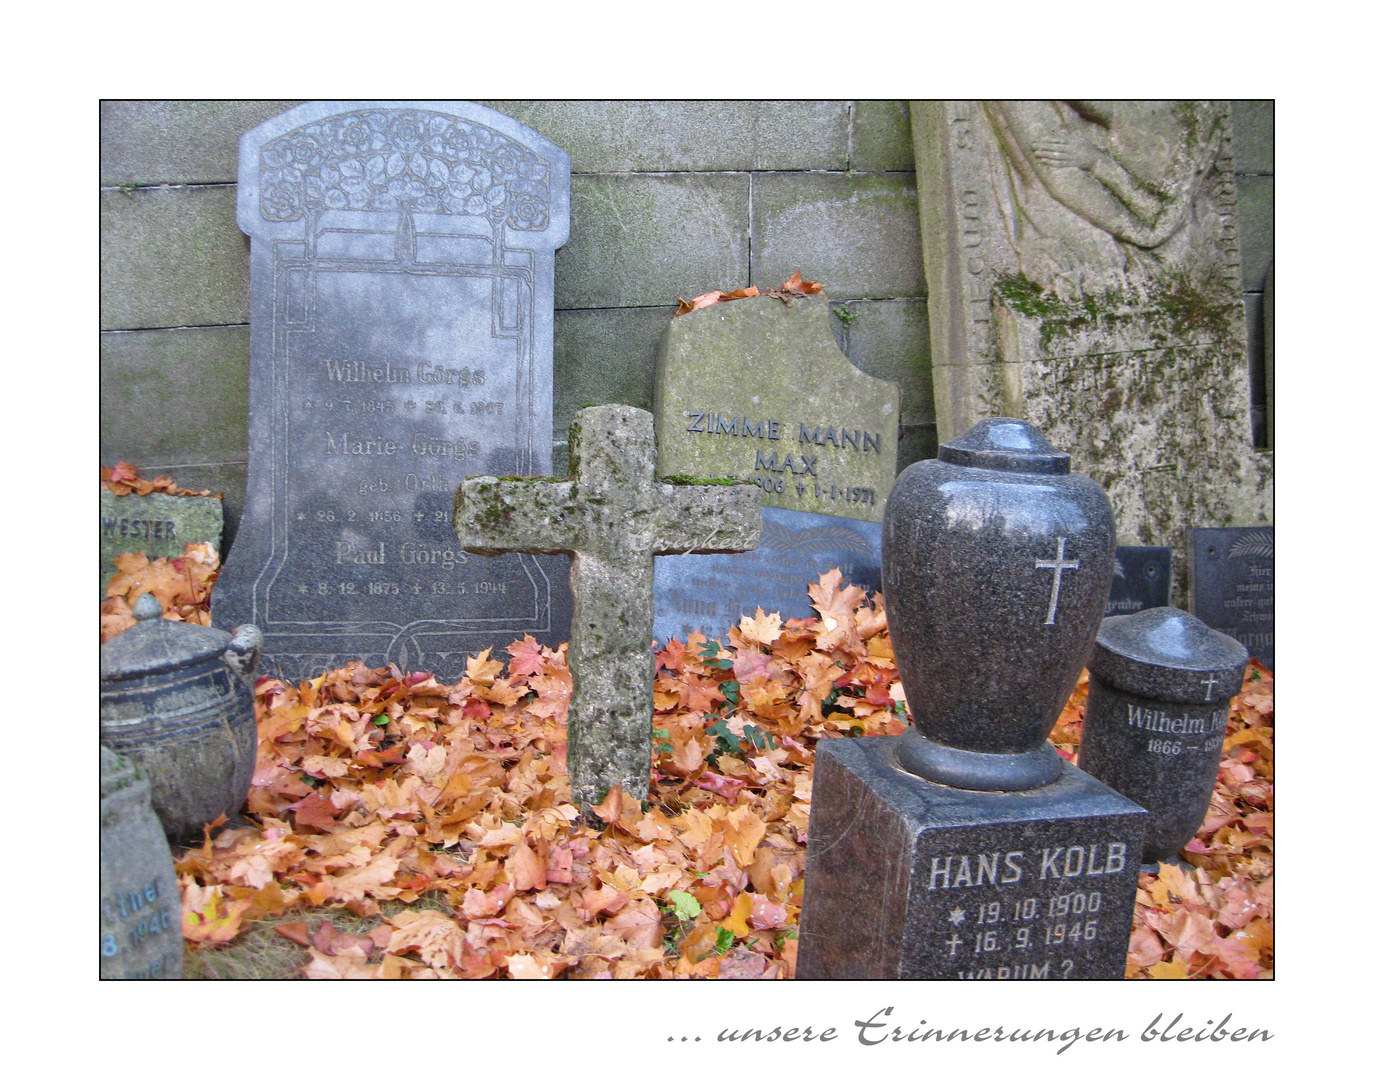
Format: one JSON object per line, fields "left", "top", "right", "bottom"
{"left": 912, "top": 101, "right": 1273, "bottom": 604}
{"left": 214, "top": 101, "right": 573, "bottom": 682}
{"left": 100, "top": 746, "right": 183, "bottom": 979}
{"left": 100, "top": 490, "right": 224, "bottom": 595}
{"left": 797, "top": 419, "right": 1146, "bottom": 980}
{"left": 453, "top": 405, "right": 761, "bottom": 808}
{"left": 1106, "top": 545, "right": 1172, "bottom": 617}
{"left": 1190, "top": 526, "right": 1273, "bottom": 668}
{"left": 652, "top": 294, "right": 898, "bottom": 642}
{"left": 1078, "top": 607, "right": 1249, "bottom": 868}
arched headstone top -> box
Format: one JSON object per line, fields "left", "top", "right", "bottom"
{"left": 238, "top": 101, "right": 570, "bottom": 247}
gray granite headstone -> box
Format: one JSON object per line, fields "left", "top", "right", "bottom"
{"left": 453, "top": 405, "right": 762, "bottom": 810}
{"left": 1106, "top": 545, "right": 1172, "bottom": 617}
{"left": 653, "top": 294, "right": 898, "bottom": 641}
{"left": 1190, "top": 526, "right": 1273, "bottom": 668}
{"left": 100, "top": 490, "right": 224, "bottom": 596}
{"left": 1079, "top": 607, "right": 1249, "bottom": 868}
{"left": 213, "top": 102, "right": 573, "bottom": 682}
{"left": 797, "top": 419, "right": 1146, "bottom": 980}
{"left": 653, "top": 508, "right": 881, "bottom": 645}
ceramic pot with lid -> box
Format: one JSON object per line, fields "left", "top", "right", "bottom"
{"left": 100, "top": 594, "right": 263, "bottom": 841}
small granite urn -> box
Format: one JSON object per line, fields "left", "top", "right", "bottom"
{"left": 100, "top": 594, "right": 263, "bottom": 841}
{"left": 101, "top": 746, "right": 183, "bottom": 979}
{"left": 885, "top": 418, "right": 1117, "bottom": 790}
{"left": 797, "top": 420, "right": 1146, "bottom": 980}
{"left": 1078, "top": 607, "right": 1250, "bottom": 867}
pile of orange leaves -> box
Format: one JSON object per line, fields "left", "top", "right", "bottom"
{"left": 101, "top": 462, "right": 220, "bottom": 641}
{"left": 675, "top": 271, "right": 824, "bottom": 317}
{"left": 102, "top": 459, "right": 214, "bottom": 498}
{"left": 101, "top": 543, "right": 220, "bottom": 642}
{"left": 170, "top": 569, "right": 1272, "bottom": 979}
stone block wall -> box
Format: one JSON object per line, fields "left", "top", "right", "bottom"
{"left": 99, "top": 100, "right": 1273, "bottom": 556}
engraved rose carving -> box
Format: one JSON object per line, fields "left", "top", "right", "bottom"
{"left": 259, "top": 109, "right": 551, "bottom": 229}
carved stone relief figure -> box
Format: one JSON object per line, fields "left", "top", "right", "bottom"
{"left": 983, "top": 101, "right": 1226, "bottom": 299}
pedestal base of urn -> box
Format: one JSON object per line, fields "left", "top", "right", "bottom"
{"left": 796, "top": 736, "right": 1147, "bottom": 980}
{"left": 895, "top": 727, "right": 1065, "bottom": 792}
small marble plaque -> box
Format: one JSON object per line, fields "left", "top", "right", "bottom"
{"left": 213, "top": 102, "right": 573, "bottom": 681}
{"left": 1190, "top": 527, "right": 1274, "bottom": 668}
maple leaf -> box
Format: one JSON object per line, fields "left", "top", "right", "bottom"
{"left": 506, "top": 635, "right": 547, "bottom": 678}
{"left": 737, "top": 608, "right": 783, "bottom": 647}
{"left": 465, "top": 648, "right": 503, "bottom": 687}
{"left": 181, "top": 883, "right": 253, "bottom": 945}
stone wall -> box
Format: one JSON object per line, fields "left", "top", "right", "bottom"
{"left": 99, "top": 100, "right": 1272, "bottom": 556}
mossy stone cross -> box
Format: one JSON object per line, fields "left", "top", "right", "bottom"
{"left": 453, "top": 404, "right": 762, "bottom": 810}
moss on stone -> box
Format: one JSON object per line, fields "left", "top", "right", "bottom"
{"left": 657, "top": 474, "right": 743, "bottom": 486}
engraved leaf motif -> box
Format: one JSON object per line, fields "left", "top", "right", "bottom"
{"left": 386, "top": 152, "right": 407, "bottom": 179}
{"left": 1227, "top": 532, "right": 1274, "bottom": 560}
{"left": 365, "top": 155, "right": 387, "bottom": 184}
{"left": 429, "top": 157, "right": 450, "bottom": 184}
{"left": 1114, "top": 558, "right": 1126, "bottom": 578}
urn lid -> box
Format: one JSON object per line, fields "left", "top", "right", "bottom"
{"left": 937, "top": 418, "right": 1070, "bottom": 475}
{"left": 100, "top": 594, "right": 232, "bottom": 681}
{"left": 1090, "top": 606, "right": 1250, "bottom": 705}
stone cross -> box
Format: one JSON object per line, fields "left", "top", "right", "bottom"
{"left": 452, "top": 404, "right": 762, "bottom": 809}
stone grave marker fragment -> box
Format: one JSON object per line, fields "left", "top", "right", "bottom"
{"left": 100, "top": 746, "right": 183, "bottom": 979}
{"left": 100, "top": 490, "right": 224, "bottom": 596}
{"left": 1078, "top": 606, "right": 1249, "bottom": 869}
{"left": 213, "top": 101, "right": 572, "bottom": 683}
{"left": 1190, "top": 526, "right": 1273, "bottom": 668}
{"left": 652, "top": 293, "right": 899, "bottom": 642}
{"left": 453, "top": 404, "right": 762, "bottom": 809}
{"left": 912, "top": 101, "right": 1272, "bottom": 604}
{"left": 1107, "top": 545, "right": 1172, "bottom": 617}
{"left": 796, "top": 418, "right": 1146, "bottom": 980}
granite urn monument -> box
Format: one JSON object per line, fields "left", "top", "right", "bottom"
{"left": 1190, "top": 526, "right": 1273, "bottom": 668}
{"left": 100, "top": 594, "right": 263, "bottom": 841}
{"left": 797, "top": 418, "right": 1146, "bottom": 979}
{"left": 214, "top": 101, "right": 573, "bottom": 682}
{"left": 912, "top": 101, "right": 1273, "bottom": 604}
{"left": 453, "top": 405, "right": 762, "bottom": 809}
{"left": 1078, "top": 606, "right": 1249, "bottom": 868}
{"left": 652, "top": 294, "right": 899, "bottom": 643}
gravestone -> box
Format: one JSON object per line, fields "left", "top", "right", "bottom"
{"left": 797, "top": 418, "right": 1146, "bottom": 980}
{"left": 654, "top": 509, "right": 881, "bottom": 645}
{"left": 213, "top": 101, "right": 572, "bottom": 682}
{"left": 912, "top": 101, "right": 1273, "bottom": 604}
{"left": 1190, "top": 526, "right": 1273, "bottom": 668}
{"left": 1078, "top": 607, "right": 1249, "bottom": 868}
{"left": 100, "top": 491, "right": 223, "bottom": 595}
{"left": 1106, "top": 545, "right": 1172, "bottom": 617}
{"left": 652, "top": 294, "right": 898, "bottom": 642}
{"left": 100, "top": 746, "right": 183, "bottom": 979}
{"left": 453, "top": 405, "right": 762, "bottom": 808}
